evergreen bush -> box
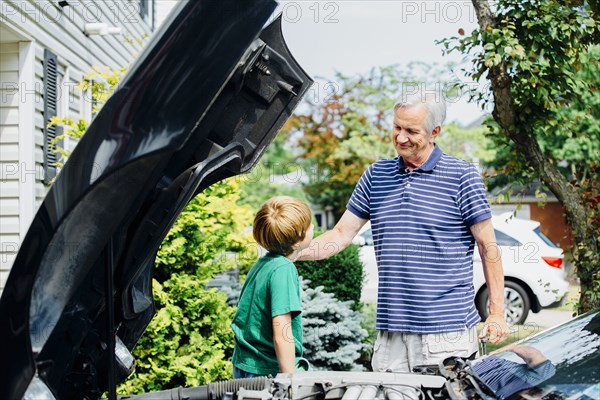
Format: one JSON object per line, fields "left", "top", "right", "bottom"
{"left": 301, "top": 279, "right": 368, "bottom": 371}
{"left": 295, "top": 242, "right": 364, "bottom": 310}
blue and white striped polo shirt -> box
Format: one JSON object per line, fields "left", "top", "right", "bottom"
{"left": 347, "top": 145, "right": 491, "bottom": 334}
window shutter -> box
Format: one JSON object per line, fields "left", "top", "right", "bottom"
{"left": 140, "top": 0, "right": 154, "bottom": 30}
{"left": 140, "top": 0, "right": 148, "bottom": 18}
{"left": 43, "top": 49, "right": 59, "bottom": 184}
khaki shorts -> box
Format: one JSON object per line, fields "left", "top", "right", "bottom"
{"left": 371, "top": 327, "right": 479, "bottom": 373}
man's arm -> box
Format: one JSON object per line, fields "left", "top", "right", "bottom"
{"left": 297, "top": 210, "right": 368, "bottom": 261}
{"left": 273, "top": 313, "right": 295, "bottom": 373}
{"left": 504, "top": 344, "right": 548, "bottom": 368}
{"left": 470, "top": 218, "right": 510, "bottom": 345}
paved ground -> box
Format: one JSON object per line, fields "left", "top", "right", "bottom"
{"left": 523, "top": 308, "right": 574, "bottom": 330}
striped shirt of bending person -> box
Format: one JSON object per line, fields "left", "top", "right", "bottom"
{"left": 347, "top": 145, "right": 491, "bottom": 334}
{"left": 471, "top": 356, "right": 556, "bottom": 399}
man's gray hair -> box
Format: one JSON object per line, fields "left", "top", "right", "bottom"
{"left": 394, "top": 87, "right": 447, "bottom": 134}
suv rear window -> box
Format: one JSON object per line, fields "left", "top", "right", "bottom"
{"left": 494, "top": 229, "right": 521, "bottom": 246}
{"left": 534, "top": 226, "right": 560, "bottom": 248}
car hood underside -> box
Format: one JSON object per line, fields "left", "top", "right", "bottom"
{"left": 0, "top": 1, "right": 313, "bottom": 398}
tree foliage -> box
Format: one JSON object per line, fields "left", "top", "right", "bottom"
{"left": 118, "top": 276, "right": 235, "bottom": 393}
{"left": 282, "top": 63, "right": 461, "bottom": 218}
{"left": 436, "top": 122, "right": 497, "bottom": 165}
{"left": 237, "top": 134, "right": 310, "bottom": 211}
{"left": 155, "top": 180, "right": 256, "bottom": 281}
{"left": 441, "top": 0, "right": 600, "bottom": 312}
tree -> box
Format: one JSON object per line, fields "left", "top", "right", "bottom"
{"left": 436, "top": 122, "right": 497, "bottom": 165}
{"left": 441, "top": 0, "right": 600, "bottom": 312}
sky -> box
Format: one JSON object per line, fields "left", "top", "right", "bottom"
{"left": 155, "top": 1, "right": 486, "bottom": 126}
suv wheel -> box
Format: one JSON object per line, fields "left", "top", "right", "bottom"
{"left": 476, "top": 281, "right": 531, "bottom": 325}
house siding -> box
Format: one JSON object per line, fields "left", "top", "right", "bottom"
{"left": 0, "top": 42, "right": 20, "bottom": 289}
{"left": 0, "top": 0, "right": 154, "bottom": 292}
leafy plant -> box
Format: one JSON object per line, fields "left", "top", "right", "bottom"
{"left": 295, "top": 240, "right": 364, "bottom": 310}
{"left": 155, "top": 180, "right": 255, "bottom": 281}
{"left": 118, "top": 277, "right": 235, "bottom": 394}
{"left": 103, "top": 164, "right": 255, "bottom": 394}
{"left": 119, "top": 179, "right": 255, "bottom": 394}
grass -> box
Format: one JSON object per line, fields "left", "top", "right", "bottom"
{"left": 555, "top": 284, "right": 580, "bottom": 313}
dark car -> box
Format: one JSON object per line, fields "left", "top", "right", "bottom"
{"left": 0, "top": 0, "right": 312, "bottom": 398}
{"left": 2, "top": 1, "right": 599, "bottom": 400}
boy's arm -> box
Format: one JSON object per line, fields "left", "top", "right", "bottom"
{"left": 297, "top": 210, "right": 368, "bottom": 261}
{"left": 273, "top": 313, "right": 295, "bottom": 373}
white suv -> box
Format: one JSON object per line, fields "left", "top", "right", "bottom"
{"left": 354, "top": 214, "right": 570, "bottom": 324}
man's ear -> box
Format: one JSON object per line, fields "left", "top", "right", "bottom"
{"left": 431, "top": 126, "right": 441, "bottom": 139}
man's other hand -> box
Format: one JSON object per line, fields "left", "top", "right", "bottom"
{"left": 480, "top": 313, "right": 510, "bottom": 345}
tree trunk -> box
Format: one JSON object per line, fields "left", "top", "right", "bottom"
{"left": 471, "top": 0, "right": 599, "bottom": 313}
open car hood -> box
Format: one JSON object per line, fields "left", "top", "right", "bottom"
{"left": 0, "top": 1, "right": 312, "bottom": 398}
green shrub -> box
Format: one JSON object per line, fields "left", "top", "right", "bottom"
{"left": 155, "top": 180, "right": 255, "bottom": 281}
{"left": 119, "top": 276, "right": 235, "bottom": 394}
{"left": 295, "top": 242, "right": 364, "bottom": 310}
{"left": 301, "top": 280, "right": 368, "bottom": 371}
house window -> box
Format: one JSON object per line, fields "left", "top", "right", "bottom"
{"left": 42, "top": 49, "right": 61, "bottom": 184}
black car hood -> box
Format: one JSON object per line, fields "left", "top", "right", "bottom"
{"left": 0, "top": 1, "right": 312, "bottom": 398}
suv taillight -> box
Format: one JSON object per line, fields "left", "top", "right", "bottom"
{"left": 542, "top": 257, "right": 563, "bottom": 269}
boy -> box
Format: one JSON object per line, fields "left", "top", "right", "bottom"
{"left": 231, "top": 196, "right": 314, "bottom": 378}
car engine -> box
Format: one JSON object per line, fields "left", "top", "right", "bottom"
{"left": 120, "top": 371, "right": 443, "bottom": 400}
{"left": 119, "top": 358, "right": 495, "bottom": 400}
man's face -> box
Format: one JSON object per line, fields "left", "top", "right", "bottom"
{"left": 392, "top": 104, "right": 438, "bottom": 161}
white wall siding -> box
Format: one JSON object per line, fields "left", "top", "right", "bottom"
{"left": 2, "top": 0, "right": 151, "bottom": 72}
{"left": 0, "top": 42, "right": 20, "bottom": 289}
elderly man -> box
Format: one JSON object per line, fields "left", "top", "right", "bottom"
{"left": 298, "top": 88, "right": 509, "bottom": 372}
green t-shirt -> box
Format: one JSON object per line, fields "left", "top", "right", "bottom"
{"left": 231, "top": 253, "right": 303, "bottom": 376}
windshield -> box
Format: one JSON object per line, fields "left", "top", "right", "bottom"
{"left": 469, "top": 311, "right": 600, "bottom": 399}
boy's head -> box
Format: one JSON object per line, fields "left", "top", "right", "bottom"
{"left": 253, "top": 196, "right": 313, "bottom": 256}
